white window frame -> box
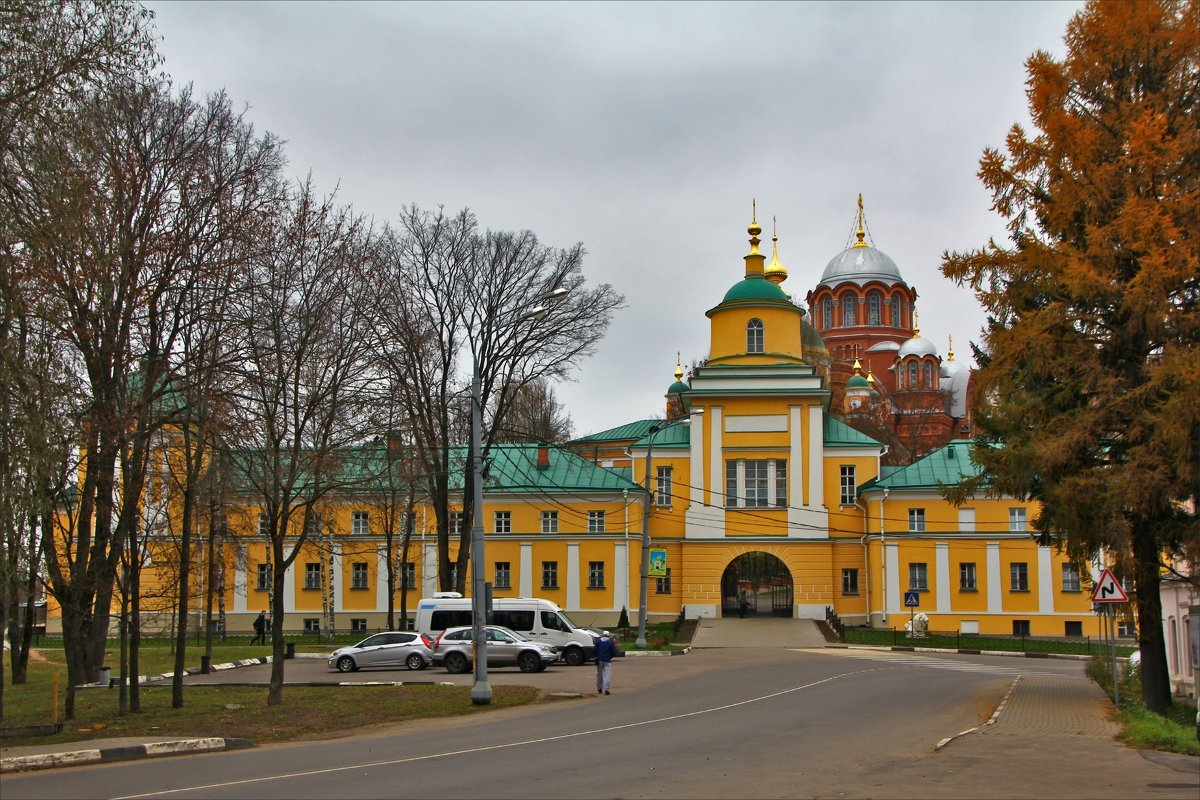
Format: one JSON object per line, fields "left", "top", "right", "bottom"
{"left": 908, "top": 562, "right": 928, "bottom": 591}
{"left": 655, "top": 567, "right": 672, "bottom": 595}
{"left": 541, "top": 560, "right": 558, "bottom": 589}
{"left": 908, "top": 508, "right": 926, "bottom": 532}
{"left": 1061, "top": 563, "right": 1081, "bottom": 592}
{"left": 256, "top": 563, "right": 270, "bottom": 591}
{"left": 842, "top": 568, "right": 859, "bottom": 596}
{"left": 655, "top": 466, "right": 673, "bottom": 506}
{"left": 304, "top": 562, "right": 321, "bottom": 590}
{"left": 1009, "top": 507, "right": 1027, "bottom": 531}
{"left": 746, "top": 318, "right": 764, "bottom": 353}
{"left": 351, "top": 561, "right": 369, "bottom": 590}
{"left": 1010, "top": 562, "right": 1029, "bottom": 592}
{"left": 494, "top": 510, "right": 511, "bottom": 534}
{"left": 725, "top": 459, "right": 787, "bottom": 508}
{"left": 959, "top": 562, "right": 977, "bottom": 591}
{"left": 449, "top": 511, "right": 464, "bottom": 535}
{"left": 494, "top": 561, "right": 511, "bottom": 589}
{"left": 839, "top": 465, "right": 856, "bottom": 506}
{"left": 588, "top": 510, "right": 606, "bottom": 533}
{"left": 588, "top": 561, "right": 605, "bottom": 589}
{"left": 351, "top": 510, "right": 369, "bottom": 535}
{"left": 540, "top": 511, "right": 558, "bottom": 534}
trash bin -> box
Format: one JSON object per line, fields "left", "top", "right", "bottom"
{"left": 285, "top": 642, "right": 295, "bottom": 659}
{"left": 97, "top": 666, "right": 111, "bottom": 686}
{"left": 200, "top": 654, "right": 211, "bottom": 674}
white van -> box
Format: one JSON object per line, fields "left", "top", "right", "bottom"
{"left": 415, "top": 593, "right": 597, "bottom": 666}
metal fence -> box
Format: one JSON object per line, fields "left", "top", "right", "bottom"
{"left": 841, "top": 625, "right": 1138, "bottom": 657}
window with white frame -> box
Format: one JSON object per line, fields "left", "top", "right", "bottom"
{"left": 1009, "top": 507, "right": 1027, "bottom": 531}
{"left": 842, "top": 568, "right": 859, "bottom": 596}
{"left": 588, "top": 561, "right": 605, "bottom": 589}
{"left": 908, "top": 508, "right": 926, "bottom": 532}
{"left": 449, "top": 511, "right": 464, "bottom": 535}
{"left": 304, "top": 562, "right": 321, "bottom": 590}
{"left": 960, "top": 562, "right": 977, "bottom": 591}
{"left": 908, "top": 562, "right": 928, "bottom": 591}
{"left": 399, "top": 561, "right": 415, "bottom": 589}
{"left": 822, "top": 297, "right": 833, "bottom": 329}
{"left": 839, "top": 466, "right": 856, "bottom": 506}
{"left": 655, "top": 568, "right": 672, "bottom": 595}
{"left": 1010, "top": 562, "right": 1029, "bottom": 592}
{"left": 725, "top": 459, "right": 787, "bottom": 508}
{"left": 541, "top": 561, "right": 558, "bottom": 589}
{"left": 540, "top": 511, "right": 558, "bottom": 533}
{"left": 351, "top": 562, "right": 369, "bottom": 590}
{"left": 1061, "top": 563, "right": 1081, "bottom": 592}
{"left": 588, "top": 510, "right": 606, "bottom": 533}
{"left": 494, "top": 561, "right": 511, "bottom": 589}
{"left": 304, "top": 618, "right": 320, "bottom": 633}
{"left": 352, "top": 510, "right": 369, "bottom": 535}
{"left": 256, "top": 563, "right": 270, "bottom": 591}
{"left": 1117, "top": 619, "right": 1136, "bottom": 638}
{"left": 746, "top": 318, "right": 764, "bottom": 353}
{"left": 494, "top": 510, "right": 511, "bottom": 533}
{"left": 351, "top": 618, "right": 367, "bottom": 632}
{"left": 258, "top": 513, "right": 269, "bottom": 537}
{"left": 867, "top": 291, "right": 881, "bottom": 325}
{"left": 656, "top": 466, "right": 673, "bottom": 506}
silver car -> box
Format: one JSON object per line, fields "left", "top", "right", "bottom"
{"left": 433, "top": 625, "right": 559, "bottom": 673}
{"left": 328, "top": 631, "right": 433, "bottom": 672}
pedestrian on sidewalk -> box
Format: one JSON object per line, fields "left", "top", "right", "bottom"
{"left": 252, "top": 610, "right": 267, "bottom": 645}
{"left": 594, "top": 630, "right": 618, "bottom": 695}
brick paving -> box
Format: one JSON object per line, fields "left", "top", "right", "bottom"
{"left": 981, "top": 673, "right": 1121, "bottom": 738}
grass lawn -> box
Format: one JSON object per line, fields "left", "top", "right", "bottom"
{"left": 0, "top": 646, "right": 544, "bottom": 750}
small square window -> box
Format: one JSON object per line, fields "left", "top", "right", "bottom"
{"left": 304, "top": 618, "right": 320, "bottom": 633}
{"left": 655, "top": 568, "right": 672, "bottom": 595}
{"left": 351, "top": 618, "right": 367, "bottom": 632}
{"left": 1012, "top": 619, "right": 1031, "bottom": 637}
{"left": 1064, "top": 621, "right": 1083, "bottom": 637}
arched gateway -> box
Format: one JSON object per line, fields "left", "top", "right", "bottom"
{"left": 720, "top": 552, "right": 794, "bottom": 618}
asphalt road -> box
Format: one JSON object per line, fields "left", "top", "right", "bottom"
{"left": 2, "top": 648, "right": 1121, "bottom": 800}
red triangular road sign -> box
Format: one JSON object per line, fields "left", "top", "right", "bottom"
{"left": 1090, "top": 568, "right": 1129, "bottom": 603}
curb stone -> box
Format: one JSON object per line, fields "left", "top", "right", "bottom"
{"left": 0, "top": 737, "right": 252, "bottom": 774}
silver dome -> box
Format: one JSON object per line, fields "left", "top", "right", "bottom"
{"left": 817, "top": 246, "right": 906, "bottom": 289}
{"left": 898, "top": 335, "right": 938, "bottom": 359}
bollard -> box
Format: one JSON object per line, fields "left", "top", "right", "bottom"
{"left": 200, "top": 654, "right": 211, "bottom": 674}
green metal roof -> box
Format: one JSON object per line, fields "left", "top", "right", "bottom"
{"left": 631, "top": 422, "right": 692, "bottom": 450}
{"left": 479, "top": 444, "right": 640, "bottom": 494}
{"left": 823, "top": 416, "right": 884, "bottom": 447}
{"left": 719, "top": 275, "right": 791, "bottom": 303}
{"left": 572, "top": 419, "right": 659, "bottom": 444}
{"left": 858, "top": 439, "right": 982, "bottom": 492}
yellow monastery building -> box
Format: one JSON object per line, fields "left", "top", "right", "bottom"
{"left": 47, "top": 207, "right": 1105, "bottom": 641}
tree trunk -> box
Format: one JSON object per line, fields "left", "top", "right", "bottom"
{"left": 1132, "top": 521, "right": 1172, "bottom": 713}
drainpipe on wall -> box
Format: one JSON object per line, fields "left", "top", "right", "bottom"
{"left": 880, "top": 486, "right": 890, "bottom": 624}
{"left": 856, "top": 496, "right": 871, "bottom": 625}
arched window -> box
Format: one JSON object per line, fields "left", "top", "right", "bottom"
{"left": 908, "top": 362, "right": 918, "bottom": 387}
{"left": 822, "top": 297, "right": 833, "bottom": 329}
{"left": 898, "top": 368, "right": 906, "bottom": 388}
{"left": 923, "top": 362, "right": 933, "bottom": 387}
{"left": 867, "top": 292, "right": 881, "bottom": 326}
{"left": 746, "top": 318, "right": 764, "bottom": 353}
{"left": 842, "top": 294, "right": 856, "bottom": 327}
{"left": 891, "top": 296, "right": 902, "bottom": 327}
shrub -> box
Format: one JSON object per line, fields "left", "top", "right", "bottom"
{"left": 617, "top": 606, "right": 630, "bottom": 630}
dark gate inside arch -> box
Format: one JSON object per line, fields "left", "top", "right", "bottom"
{"left": 721, "top": 552, "right": 793, "bottom": 617}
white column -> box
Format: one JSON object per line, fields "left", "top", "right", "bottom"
{"left": 935, "top": 542, "right": 950, "bottom": 613}
{"left": 566, "top": 543, "right": 580, "bottom": 610}
{"left": 689, "top": 410, "right": 705, "bottom": 507}
{"left": 885, "top": 542, "right": 900, "bottom": 616}
{"left": 1038, "top": 546, "right": 1054, "bottom": 614}
{"left": 422, "top": 544, "right": 438, "bottom": 597}
{"left": 614, "top": 542, "right": 629, "bottom": 614}
{"left": 987, "top": 542, "right": 1002, "bottom": 613}
{"left": 789, "top": 405, "right": 804, "bottom": 506}
{"left": 807, "top": 404, "right": 824, "bottom": 509}
{"left": 233, "top": 562, "right": 247, "bottom": 613}
{"left": 519, "top": 543, "right": 533, "bottom": 597}
{"left": 708, "top": 406, "right": 723, "bottom": 504}
{"left": 375, "top": 547, "right": 390, "bottom": 612}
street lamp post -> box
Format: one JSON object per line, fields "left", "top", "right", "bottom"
{"left": 469, "top": 288, "right": 568, "bottom": 705}
{"left": 636, "top": 411, "right": 699, "bottom": 649}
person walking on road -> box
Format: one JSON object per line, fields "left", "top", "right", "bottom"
{"left": 594, "top": 630, "right": 617, "bottom": 695}
{"left": 252, "top": 610, "right": 267, "bottom": 645}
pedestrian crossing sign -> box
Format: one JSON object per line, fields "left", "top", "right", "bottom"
{"left": 1090, "top": 568, "right": 1129, "bottom": 603}
{"left": 903, "top": 591, "right": 920, "bottom": 607}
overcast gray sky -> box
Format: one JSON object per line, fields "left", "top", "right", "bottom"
{"left": 147, "top": 0, "right": 1083, "bottom": 438}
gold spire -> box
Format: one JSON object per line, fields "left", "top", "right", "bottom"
{"left": 852, "top": 357, "right": 864, "bottom": 375}
{"left": 866, "top": 369, "right": 877, "bottom": 385}
{"left": 674, "top": 353, "right": 684, "bottom": 382}
{"left": 947, "top": 335, "right": 954, "bottom": 361}
{"left": 853, "top": 193, "right": 868, "bottom": 248}
{"left": 765, "top": 215, "right": 788, "bottom": 285}
{"left": 913, "top": 308, "right": 920, "bottom": 337}
{"left": 744, "top": 198, "right": 765, "bottom": 277}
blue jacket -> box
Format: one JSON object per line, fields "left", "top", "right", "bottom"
{"left": 594, "top": 635, "right": 617, "bottom": 662}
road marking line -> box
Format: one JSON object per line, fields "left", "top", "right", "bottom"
{"left": 111, "top": 669, "right": 878, "bottom": 799}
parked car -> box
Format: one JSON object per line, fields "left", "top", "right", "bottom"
{"left": 328, "top": 631, "right": 433, "bottom": 672}
{"left": 432, "top": 625, "right": 560, "bottom": 673}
